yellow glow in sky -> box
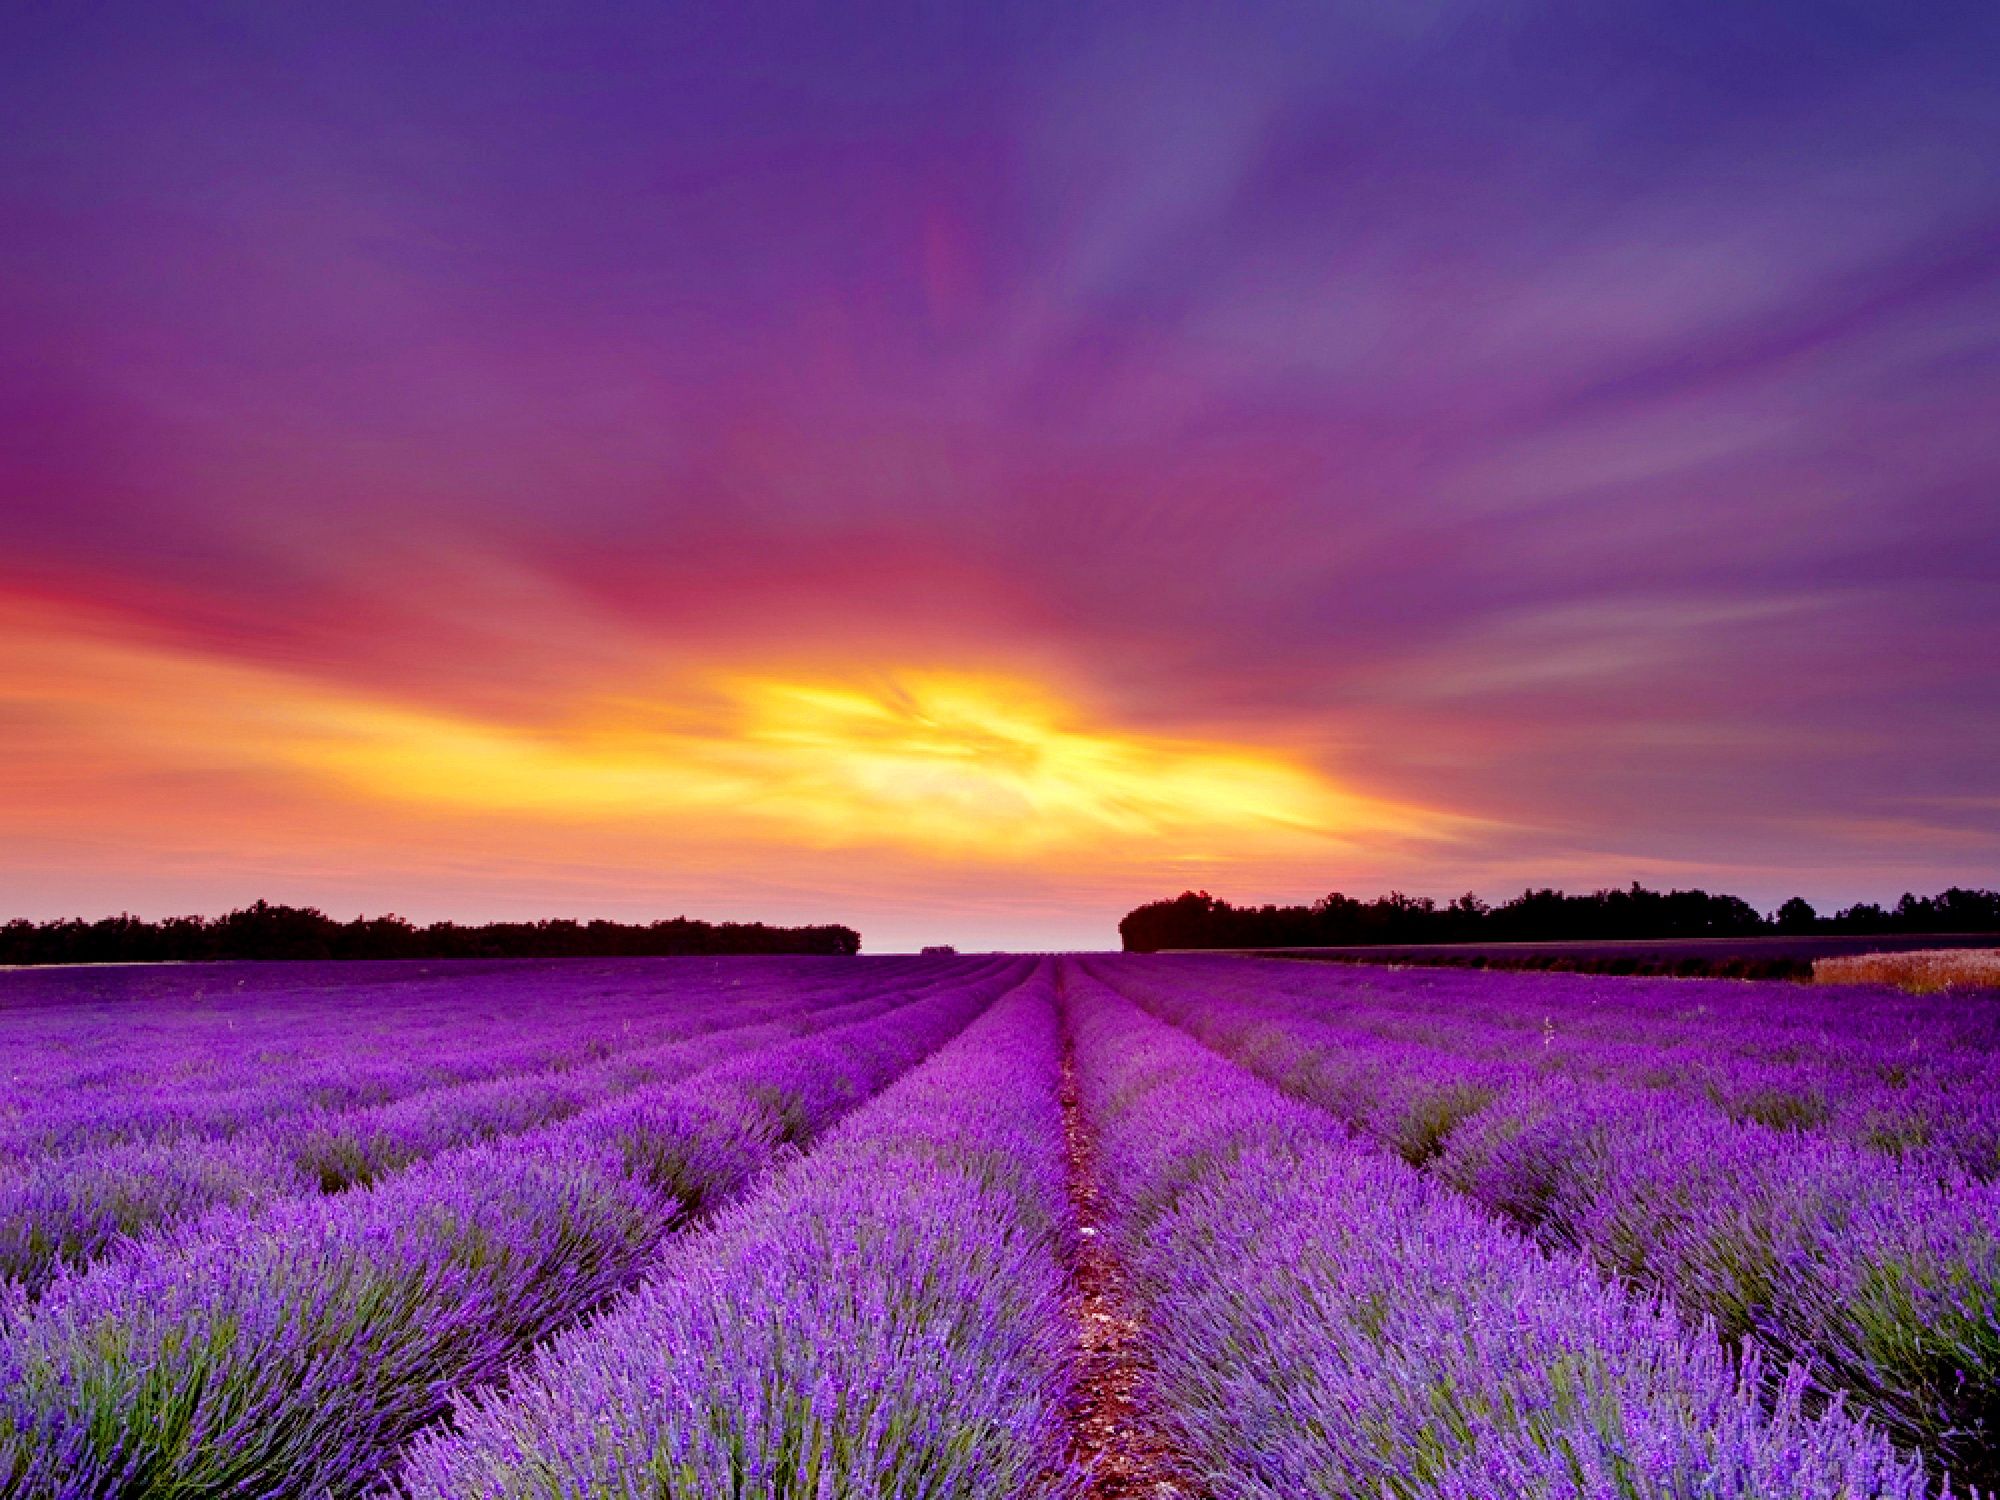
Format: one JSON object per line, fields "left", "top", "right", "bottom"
{"left": 302, "top": 668, "right": 1431, "bottom": 859}
{"left": 1, "top": 600, "right": 1447, "bottom": 879}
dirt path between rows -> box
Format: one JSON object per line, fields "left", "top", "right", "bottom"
{"left": 1057, "top": 1011, "right": 1198, "bottom": 1499}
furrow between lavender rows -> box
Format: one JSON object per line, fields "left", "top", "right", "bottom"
{"left": 1095, "top": 956, "right": 2000, "bottom": 1484}
{"left": 389, "top": 964, "right": 1079, "bottom": 1499}
{"left": 0, "top": 966, "right": 1009, "bottom": 1498}
{"left": 0, "top": 959, "right": 1007, "bottom": 1297}
{"left": 1061, "top": 969, "right": 1945, "bottom": 1499}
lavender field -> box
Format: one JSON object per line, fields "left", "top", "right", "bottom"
{"left": 0, "top": 954, "right": 1994, "bottom": 1497}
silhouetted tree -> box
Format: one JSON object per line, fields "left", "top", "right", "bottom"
{"left": 1774, "top": 897, "right": 1819, "bottom": 934}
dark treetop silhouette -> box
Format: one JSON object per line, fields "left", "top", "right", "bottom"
{"left": 0, "top": 901, "right": 861, "bottom": 966}
{"left": 1121, "top": 884, "right": 2000, "bottom": 963}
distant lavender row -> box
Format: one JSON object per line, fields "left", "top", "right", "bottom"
{"left": 1155, "top": 956, "right": 2000, "bottom": 1173}
{"left": 0, "top": 957, "right": 777, "bottom": 1096}
{"left": 395, "top": 967, "right": 1077, "bottom": 1499}
{"left": 0, "top": 962, "right": 985, "bottom": 1296}
{"left": 1101, "top": 957, "right": 2000, "bottom": 1480}
{"left": 0, "top": 957, "right": 972, "bottom": 1168}
{"left": 0, "top": 955, "right": 949, "bottom": 1104}
{"left": 0, "top": 967, "right": 1004, "bottom": 1498}
{"left": 1065, "top": 971, "right": 1942, "bottom": 1499}
{"left": 1195, "top": 952, "right": 2000, "bottom": 1070}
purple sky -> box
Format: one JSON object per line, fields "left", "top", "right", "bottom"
{"left": 3, "top": 3, "right": 1997, "bottom": 949}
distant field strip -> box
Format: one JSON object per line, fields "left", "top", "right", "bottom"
{"left": 1817, "top": 946, "right": 2000, "bottom": 994}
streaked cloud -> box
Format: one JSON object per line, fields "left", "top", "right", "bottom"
{"left": 1, "top": 2, "right": 1996, "bottom": 943}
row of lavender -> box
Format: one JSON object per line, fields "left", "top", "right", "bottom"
{"left": 1096, "top": 955, "right": 2000, "bottom": 1485}
{"left": 0, "top": 956, "right": 974, "bottom": 1161}
{"left": 0, "top": 958, "right": 1005, "bottom": 1295}
{"left": 0, "top": 960, "right": 747, "bottom": 1117}
{"left": 0, "top": 957, "right": 1018, "bottom": 1494}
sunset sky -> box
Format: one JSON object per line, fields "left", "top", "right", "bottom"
{"left": 4, "top": 4, "right": 1998, "bottom": 950}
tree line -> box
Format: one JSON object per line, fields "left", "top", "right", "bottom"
{"left": 0, "top": 900, "right": 862, "bottom": 966}
{"left": 1119, "top": 883, "right": 2000, "bottom": 953}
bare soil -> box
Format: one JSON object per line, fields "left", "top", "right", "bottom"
{"left": 1057, "top": 1031, "right": 1201, "bottom": 1499}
